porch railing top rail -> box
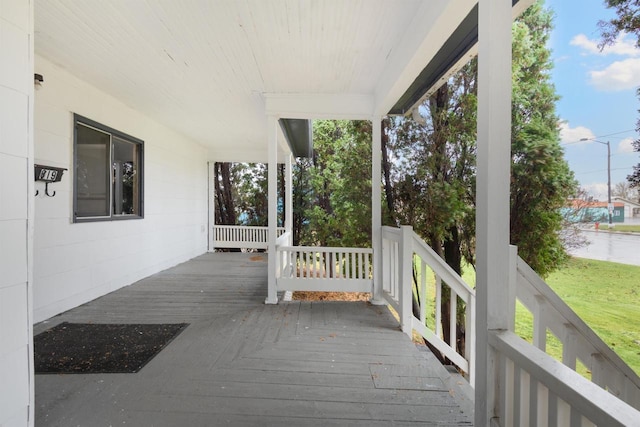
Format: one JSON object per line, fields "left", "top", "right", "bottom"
{"left": 409, "top": 229, "right": 475, "bottom": 304}
{"left": 214, "top": 224, "right": 285, "bottom": 230}
{"left": 491, "top": 329, "right": 640, "bottom": 426}
{"left": 277, "top": 245, "right": 372, "bottom": 253}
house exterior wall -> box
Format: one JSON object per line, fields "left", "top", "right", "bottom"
{"left": 33, "top": 55, "right": 209, "bottom": 323}
{"left": 0, "top": 1, "right": 34, "bottom": 425}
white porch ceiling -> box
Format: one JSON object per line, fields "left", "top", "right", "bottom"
{"left": 35, "top": 0, "right": 472, "bottom": 160}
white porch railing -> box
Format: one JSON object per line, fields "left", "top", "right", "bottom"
{"left": 213, "top": 225, "right": 285, "bottom": 249}
{"left": 487, "top": 248, "right": 640, "bottom": 425}
{"left": 381, "top": 225, "right": 476, "bottom": 386}
{"left": 276, "top": 243, "right": 373, "bottom": 292}
{"left": 380, "top": 225, "right": 640, "bottom": 425}
{"left": 490, "top": 330, "right": 639, "bottom": 426}
{"left": 515, "top": 253, "right": 640, "bottom": 409}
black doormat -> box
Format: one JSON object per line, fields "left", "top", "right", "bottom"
{"left": 34, "top": 322, "right": 188, "bottom": 374}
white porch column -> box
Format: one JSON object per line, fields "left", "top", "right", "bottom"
{"left": 266, "top": 115, "right": 279, "bottom": 304}
{"left": 370, "top": 116, "right": 385, "bottom": 304}
{"left": 285, "top": 153, "right": 293, "bottom": 238}
{"left": 475, "top": 0, "right": 513, "bottom": 425}
{"left": 0, "top": 1, "right": 35, "bottom": 425}
{"left": 208, "top": 161, "right": 216, "bottom": 252}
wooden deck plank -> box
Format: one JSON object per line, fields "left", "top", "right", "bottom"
{"left": 127, "top": 394, "right": 473, "bottom": 424}
{"left": 159, "top": 379, "right": 455, "bottom": 406}
{"left": 35, "top": 252, "right": 474, "bottom": 426}
{"left": 209, "top": 367, "right": 375, "bottom": 389}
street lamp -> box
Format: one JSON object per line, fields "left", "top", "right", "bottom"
{"left": 580, "top": 138, "right": 612, "bottom": 227}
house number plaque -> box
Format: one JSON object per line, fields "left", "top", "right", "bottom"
{"left": 34, "top": 164, "right": 67, "bottom": 197}
{"left": 34, "top": 164, "right": 66, "bottom": 183}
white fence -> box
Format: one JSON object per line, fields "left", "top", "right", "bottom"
{"left": 213, "top": 225, "right": 285, "bottom": 249}
{"left": 276, "top": 244, "right": 373, "bottom": 292}
{"left": 381, "top": 226, "right": 476, "bottom": 385}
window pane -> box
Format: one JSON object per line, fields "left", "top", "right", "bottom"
{"left": 112, "top": 137, "right": 140, "bottom": 215}
{"left": 76, "top": 124, "right": 110, "bottom": 217}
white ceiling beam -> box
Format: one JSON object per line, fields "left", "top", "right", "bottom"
{"left": 373, "top": 1, "right": 475, "bottom": 117}
{"left": 264, "top": 93, "right": 374, "bottom": 120}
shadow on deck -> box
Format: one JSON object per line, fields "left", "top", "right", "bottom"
{"left": 35, "top": 252, "right": 474, "bottom": 426}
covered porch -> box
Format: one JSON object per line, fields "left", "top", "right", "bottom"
{"left": 35, "top": 253, "right": 473, "bottom": 426}
{"left": 0, "top": 0, "right": 635, "bottom": 425}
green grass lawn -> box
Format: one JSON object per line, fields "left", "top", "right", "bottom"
{"left": 598, "top": 224, "right": 640, "bottom": 232}
{"left": 515, "top": 258, "right": 640, "bottom": 377}
{"left": 414, "top": 256, "right": 640, "bottom": 378}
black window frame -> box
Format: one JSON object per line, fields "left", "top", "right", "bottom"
{"left": 73, "top": 114, "right": 144, "bottom": 223}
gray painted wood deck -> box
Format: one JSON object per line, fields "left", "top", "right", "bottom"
{"left": 35, "top": 253, "right": 473, "bottom": 426}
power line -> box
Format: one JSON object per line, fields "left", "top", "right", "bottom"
{"left": 561, "top": 129, "right": 637, "bottom": 146}
{"left": 594, "top": 129, "right": 637, "bottom": 139}
{"left": 574, "top": 166, "right": 633, "bottom": 175}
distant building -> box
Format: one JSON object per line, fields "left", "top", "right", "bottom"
{"left": 612, "top": 197, "right": 640, "bottom": 220}
{"left": 564, "top": 200, "right": 625, "bottom": 223}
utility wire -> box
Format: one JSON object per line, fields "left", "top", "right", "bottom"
{"left": 574, "top": 167, "right": 633, "bottom": 175}
{"left": 561, "top": 129, "right": 636, "bottom": 146}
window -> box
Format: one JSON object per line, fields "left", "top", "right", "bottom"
{"left": 74, "top": 114, "right": 143, "bottom": 222}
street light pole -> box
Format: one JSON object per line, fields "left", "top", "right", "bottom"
{"left": 580, "top": 138, "right": 613, "bottom": 226}
{"left": 606, "top": 140, "right": 612, "bottom": 226}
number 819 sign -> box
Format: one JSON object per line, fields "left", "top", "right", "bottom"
{"left": 34, "top": 164, "right": 66, "bottom": 183}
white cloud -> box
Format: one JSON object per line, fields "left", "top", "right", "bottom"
{"left": 570, "top": 32, "right": 640, "bottom": 91}
{"left": 582, "top": 183, "right": 609, "bottom": 201}
{"left": 618, "top": 137, "right": 636, "bottom": 153}
{"left": 589, "top": 58, "right": 640, "bottom": 91}
{"left": 570, "top": 33, "right": 640, "bottom": 57}
{"left": 570, "top": 34, "right": 603, "bottom": 55}
{"left": 559, "top": 122, "right": 595, "bottom": 144}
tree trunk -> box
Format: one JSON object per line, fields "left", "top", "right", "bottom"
{"left": 214, "top": 162, "right": 237, "bottom": 225}
{"left": 381, "top": 118, "right": 396, "bottom": 226}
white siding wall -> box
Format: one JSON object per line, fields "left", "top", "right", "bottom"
{"left": 33, "top": 55, "right": 208, "bottom": 323}
{"left": 0, "top": 1, "right": 34, "bottom": 425}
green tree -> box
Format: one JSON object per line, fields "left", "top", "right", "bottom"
{"left": 299, "top": 120, "right": 372, "bottom": 248}
{"left": 292, "top": 158, "right": 313, "bottom": 246}
{"left": 385, "top": 60, "right": 478, "bottom": 354}
{"left": 510, "top": 2, "right": 577, "bottom": 277}
{"left": 382, "top": 1, "right": 575, "bottom": 357}
{"left": 598, "top": 0, "right": 640, "bottom": 48}
{"left": 214, "top": 162, "right": 239, "bottom": 225}
{"left": 234, "top": 163, "right": 285, "bottom": 227}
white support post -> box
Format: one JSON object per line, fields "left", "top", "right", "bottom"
{"left": 285, "top": 153, "right": 293, "bottom": 242}
{"left": 266, "top": 116, "right": 279, "bottom": 304}
{"left": 370, "top": 116, "right": 385, "bottom": 305}
{"left": 208, "top": 161, "right": 216, "bottom": 252}
{"left": 399, "top": 225, "right": 413, "bottom": 336}
{"left": 508, "top": 245, "right": 518, "bottom": 332}
{"left": 475, "top": 0, "right": 513, "bottom": 426}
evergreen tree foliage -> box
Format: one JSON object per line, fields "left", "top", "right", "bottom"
{"left": 214, "top": 162, "right": 284, "bottom": 227}
{"left": 510, "top": 2, "right": 577, "bottom": 277}
{"left": 298, "top": 120, "right": 372, "bottom": 248}
{"left": 384, "top": 1, "right": 576, "bottom": 278}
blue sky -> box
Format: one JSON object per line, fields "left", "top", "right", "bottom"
{"left": 545, "top": 0, "right": 639, "bottom": 199}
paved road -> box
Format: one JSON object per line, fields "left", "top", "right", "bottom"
{"left": 569, "top": 230, "right": 640, "bottom": 266}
